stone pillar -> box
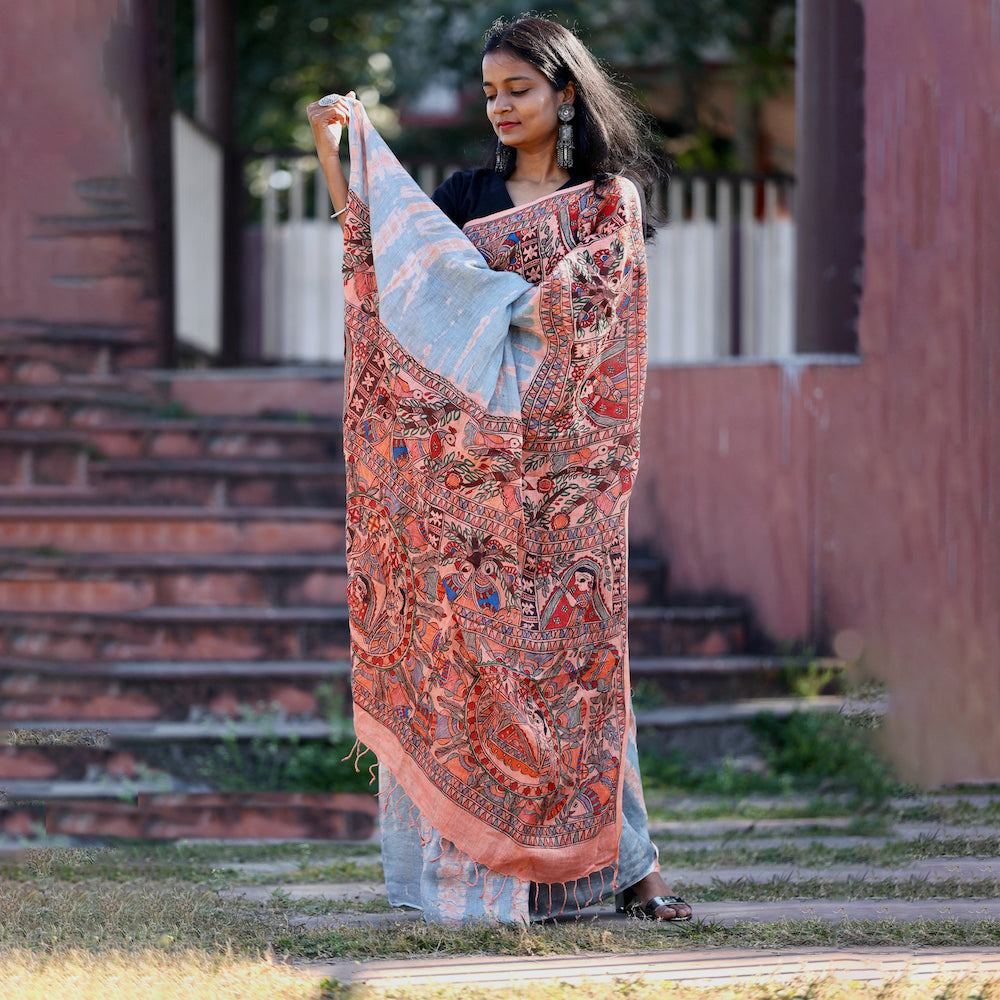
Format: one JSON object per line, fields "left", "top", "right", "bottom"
{"left": 795, "top": 0, "right": 865, "bottom": 354}
{"left": 0, "top": 0, "right": 174, "bottom": 366}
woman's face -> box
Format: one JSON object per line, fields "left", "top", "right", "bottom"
{"left": 482, "top": 49, "right": 574, "bottom": 158}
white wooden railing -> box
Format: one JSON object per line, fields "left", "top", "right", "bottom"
{"left": 252, "top": 157, "right": 796, "bottom": 366}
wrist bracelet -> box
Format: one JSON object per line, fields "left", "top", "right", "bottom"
{"left": 330, "top": 207, "right": 347, "bottom": 220}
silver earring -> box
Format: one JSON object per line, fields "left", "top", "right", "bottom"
{"left": 557, "top": 103, "right": 575, "bottom": 169}
{"left": 495, "top": 141, "right": 513, "bottom": 174}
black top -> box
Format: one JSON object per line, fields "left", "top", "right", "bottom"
{"left": 432, "top": 167, "right": 648, "bottom": 234}
{"left": 432, "top": 168, "right": 589, "bottom": 229}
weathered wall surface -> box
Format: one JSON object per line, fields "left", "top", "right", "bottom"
{"left": 632, "top": 0, "right": 1000, "bottom": 785}
{"left": 0, "top": 1, "right": 168, "bottom": 351}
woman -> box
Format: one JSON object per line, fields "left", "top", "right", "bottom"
{"left": 307, "top": 14, "right": 692, "bottom": 925}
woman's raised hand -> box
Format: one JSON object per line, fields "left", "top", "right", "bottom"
{"left": 307, "top": 91, "right": 355, "bottom": 221}
{"left": 307, "top": 91, "right": 356, "bottom": 157}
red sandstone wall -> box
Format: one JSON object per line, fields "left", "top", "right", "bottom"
{"left": 0, "top": 2, "right": 166, "bottom": 346}
{"left": 632, "top": 0, "right": 1000, "bottom": 785}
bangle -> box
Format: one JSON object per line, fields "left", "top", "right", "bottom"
{"left": 330, "top": 207, "right": 347, "bottom": 220}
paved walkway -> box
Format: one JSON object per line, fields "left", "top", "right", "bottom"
{"left": 305, "top": 947, "right": 1000, "bottom": 989}
{"left": 218, "top": 798, "right": 1000, "bottom": 989}
{"left": 253, "top": 890, "right": 1000, "bottom": 987}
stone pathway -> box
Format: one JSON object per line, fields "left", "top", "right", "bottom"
{"left": 304, "top": 947, "right": 1000, "bottom": 989}
{"left": 220, "top": 798, "right": 1000, "bottom": 990}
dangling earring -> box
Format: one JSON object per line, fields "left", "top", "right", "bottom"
{"left": 495, "top": 141, "right": 513, "bottom": 174}
{"left": 556, "top": 103, "right": 575, "bottom": 169}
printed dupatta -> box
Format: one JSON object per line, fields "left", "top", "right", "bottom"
{"left": 341, "top": 100, "right": 648, "bottom": 886}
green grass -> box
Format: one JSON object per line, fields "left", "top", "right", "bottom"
{"left": 678, "top": 874, "right": 1000, "bottom": 903}
{"left": 0, "top": 880, "right": 282, "bottom": 955}
{"left": 278, "top": 916, "right": 1000, "bottom": 961}
{"left": 1, "top": 842, "right": 382, "bottom": 884}
{"left": 653, "top": 834, "right": 1000, "bottom": 871}
{"left": 639, "top": 710, "right": 902, "bottom": 804}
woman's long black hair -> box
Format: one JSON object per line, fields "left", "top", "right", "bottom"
{"left": 482, "top": 15, "right": 664, "bottom": 228}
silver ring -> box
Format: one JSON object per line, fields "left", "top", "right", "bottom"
{"left": 318, "top": 94, "right": 341, "bottom": 107}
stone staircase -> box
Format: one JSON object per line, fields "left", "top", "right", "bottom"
{"left": 0, "top": 325, "right": 840, "bottom": 843}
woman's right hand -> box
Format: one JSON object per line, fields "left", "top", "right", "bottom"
{"left": 307, "top": 91, "right": 356, "bottom": 160}
{"left": 307, "top": 91, "right": 355, "bottom": 220}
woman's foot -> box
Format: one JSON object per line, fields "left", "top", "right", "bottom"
{"left": 618, "top": 871, "right": 692, "bottom": 921}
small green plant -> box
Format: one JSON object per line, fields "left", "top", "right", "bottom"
{"left": 784, "top": 659, "right": 842, "bottom": 699}
{"left": 639, "top": 749, "right": 793, "bottom": 797}
{"left": 150, "top": 400, "right": 195, "bottom": 419}
{"left": 195, "top": 700, "right": 374, "bottom": 795}
{"left": 630, "top": 679, "right": 666, "bottom": 711}
{"left": 750, "top": 710, "right": 899, "bottom": 803}
{"left": 99, "top": 761, "right": 174, "bottom": 803}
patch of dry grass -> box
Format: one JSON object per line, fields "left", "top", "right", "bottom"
{"left": 0, "top": 950, "right": 324, "bottom": 1000}
{"left": 335, "top": 978, "right": 1000, "bottom": 1000}
{"left": 1, "top": 955, "right": 999, "bottom": 1000}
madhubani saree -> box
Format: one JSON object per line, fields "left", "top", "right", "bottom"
{"left": 340, "top": 101, "right": 648, "bottom": 907}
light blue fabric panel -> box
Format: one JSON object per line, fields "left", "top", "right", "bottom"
{"left": 347, "top": 103, "right": 543, "bottom": 418}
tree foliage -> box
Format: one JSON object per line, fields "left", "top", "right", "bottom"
{"left": 175, "top": 0, "right": 794, "bottom": 170}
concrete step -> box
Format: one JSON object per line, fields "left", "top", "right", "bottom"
{"left": 629, "top": 654, "right": 845, "bottom": 703}
{"left": 0, "top": 506, "right": 346, "bottom": 554}
{"left": 1, "top": 791, "right": 378, "bottom": 842}
{"left": 0, "top": 715, "right": 350, "bottom": 809}
{"left": 0, "top": 551, "right": 668, "bottom": 613}
{"left": 635, "top": 695, "right": 846, "bottom": 763}
{"left": 89, "top": 457, "right": 347, "bottom": 507}
{"left": 1, "top": 651, "right": 824, "bottom": 736}
{"left": 1, "top": 658, "right": 351, "bottom": 723}
{"left": 2, "top": 651, "right": 820, "bottom": 726}
{"left": 86, "top": 416, "right": 343, "bottom": 461}
{"left": 0, "top": 321, "right": 157, "bottom": 376}
{"left": 0, "top": 431, "right": 91, "bottom": 489}
{"left": 0, "top": 552, "right": 351, "bottom": 611}
{"left": 0, "top": 605, "right": 354, "bottom": 662}
{"left": 155, "top": 365, "right": 345, "bottom": 419}
{"left": 627, "top": 604, "right": 747, "bottom": 657}
{"left": 0, "top": 601, "right": 743, "bottom": 662}
{"left": 0, "top": 384, "right": 165, "bottom": 431}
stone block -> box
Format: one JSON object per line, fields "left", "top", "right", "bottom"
{"left": 228, "top": 478, "right": 278, "bottom": 507}
{"left": 13, "top": 360, "right": 62, "bottom": 386}
{"left": 13, "top": 404, "right": 63, "bottom": 429}
{"left": 8, "top": 631, "right": 96, "bottom": 661}
{"left": 0, "top": 578, "right": 152, "bottom": 613}
{"left": 32, "top": 446, "right": 85, "bottom": 487}
{"left": 0, "top": 748, "right": 59, "bottom": 779}
{"left": 1, "top": 807, "right": 42, "bottom": 838}
{"left": 0, "top": 445, "right": 28, "bottom": 486}
{"left": 295, "top": 571, "right": 349, "bottom": 606}
{"left": 104, "top": 751, "right": 140, "bottom": 777}
{"left": 266, "top": 685, "right": 317, "bottom": 717}
{"left": 159, "top": 571, "right": 264, "bottom": 608}
{"left": 89, "top": 429, "right": 144, "bottom": 458}
{"left": 148, "top": 431, "right": 201, "bottom": 459}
